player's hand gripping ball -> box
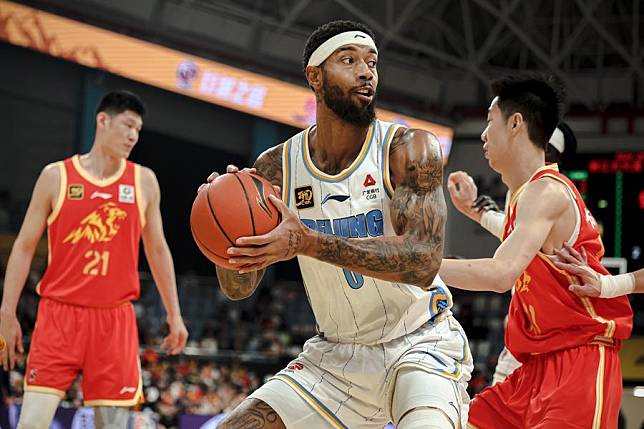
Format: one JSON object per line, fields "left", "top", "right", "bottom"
{"left": 191, "top": 172, "right": 280, "bottom": 269}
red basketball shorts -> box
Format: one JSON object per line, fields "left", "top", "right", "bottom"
{"left": 468, "top": 344, "right": 622, "bottom": 429}
{"left": 25, "top": 298, "right": 142, "bottom": 406}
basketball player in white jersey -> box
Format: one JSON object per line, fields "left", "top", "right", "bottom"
{"left": 204, "top": 20, "right": 472, "bottom": 429}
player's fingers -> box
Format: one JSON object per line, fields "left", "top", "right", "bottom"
{"left": 226, "top": 165, "right": 240, "bottom": 173}
{"left": 562, "top": 243, "right": 583, "bottom": 263}
{"left": 1, "top": 348, "right": 7, "bottom": 371}
{"left": 235, "top": 232, "right": 273, "bottom": 247}
{"left": 268, "top": 194, "right": 289, "bottom": 215}
{"left": 553, "top": 248, "right": 574, "bottom": 263}
{"left": 207, "top": 172, "right": 220, "bottom": 183}
{"left": 16, "top": 332, "right": 23, "bottom": 354}
{"left": 552, "top": 261, "right": 586, "bottom": 276}
{"left": 8, "top": 345, "right": 15, "bottom": 370}
{"left": 569, "top": 284, "right": 600, "bottom": 297}
{"left": 229, "top": 255, "right": 268, "bottom": 267}
{"left": 227, "top": 246, "right": 266, "bottom": 257}
{"left": 272, "top": 185, "right": 281, "bottom": 196}
{"left": 239, "top": 167, "right": 257, "bottom": 175}
{"left": 580, "top": 246, "right": 588, "bottom": 263}
{"left": 447, "top": 172, "right": 463, "bottom": 183}
{"left": 197, "top": 183, "right": 207, "bottom": 193}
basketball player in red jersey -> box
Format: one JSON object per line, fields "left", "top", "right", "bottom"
{"left": 442, "top": 75, "right": 633, "bottom": 429}
{"left": 0, "top": 91, "right": 188, "bottom": 428}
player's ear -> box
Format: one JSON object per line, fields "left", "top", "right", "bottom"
{"left": 509, "top": 112, "right": 523, "bottom": 134}
{"left": 96, "top": 112, "right": 109, "bottom": 130}
{"left": 306, "top": 65, "right": 323, "bottom": 92}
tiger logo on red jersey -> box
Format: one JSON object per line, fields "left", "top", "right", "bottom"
{"left": 63, "top": 202, "right": 127, "bottom": 244}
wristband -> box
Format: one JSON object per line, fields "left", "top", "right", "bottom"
{"left": 480, "top": 210, "right": 505, "bottom": 240}
{"left": 599, "top": 273, "right": 635, "bottom": 298}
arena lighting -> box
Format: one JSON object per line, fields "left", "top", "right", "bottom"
{"left": 633, "top": 386, "right": 644, "bottom": 397}
{"left": 0, "top": 0, "right": 454, "bottom": 162}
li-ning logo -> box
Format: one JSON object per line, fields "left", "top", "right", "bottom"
{"left": 354, "top": 34, "right": 366, "bottom": 39}
{"left": 321, "top": 194, "right": 350, "bottom": 205}
{"left": 250, "top": 176, "right": 273, "bottom": 218}
{"left": 63, "top": 202, "right": 127, "bottom": 244}
{"left": 119, "top": 386, "right": 137, "bottom": 395}
{"left": 90, "top": 191, "right": 112, "bottom": 200}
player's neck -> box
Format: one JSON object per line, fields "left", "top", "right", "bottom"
{"left": 502, "top": 149, "right": 545, "bottom": 193}
{"left": 311, "top": 105, "right": 371, "bottom": 174}
{"left": 80, "top": 144, "right": 124, "bottom": 180}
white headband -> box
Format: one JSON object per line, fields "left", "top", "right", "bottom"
{"left": 549, "top": 127, "right": 565, "bottom": 153}
{"left": 307, "top": 31, "right": 378, "bottom": 67}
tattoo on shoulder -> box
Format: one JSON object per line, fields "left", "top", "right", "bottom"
{"left": 253, "top": 144, "right": 283, "bottom": 188}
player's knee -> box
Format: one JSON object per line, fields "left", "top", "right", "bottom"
{"left": 396, "top": 406, "right": 453, "bottom": 429}
{"left": 94, "top": 406, "right": 129, "bottom": 429}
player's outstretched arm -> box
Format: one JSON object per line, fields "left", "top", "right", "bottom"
{"left": 553, "top": 243, "right": 642, "bottom": 297}
{"left": 0, "top": 163, "right": 58, "bottom": 369}
{"left": 212, "top": 145, "right": 283, "bottom": 300}
{"left": 140, "top": 167, "right": 188, "bottom": 354}
{"left": 440, "top": 179, "right": 568, "bottom": 292}
{"left": 228, "top": 129, "right": 446, "bottom": 289}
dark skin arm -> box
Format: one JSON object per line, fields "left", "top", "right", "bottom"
{"left": 212, "top": 144, "right": 283, "bottom": 300}
{"left": 228, "top": 128, "right": 446, "bottom": 289}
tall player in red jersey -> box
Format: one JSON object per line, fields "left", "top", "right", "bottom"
{"left": 0, "top": 91, "right": 188, "bottom": 428}
{"left": 441, "top": 75, "right": 633, "bottom": 429}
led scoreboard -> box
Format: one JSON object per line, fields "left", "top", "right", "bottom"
{"left": 565, "top": 152, "right": 643, "bottom": 271}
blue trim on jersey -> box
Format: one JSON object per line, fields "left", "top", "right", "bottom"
{"left": 301, "top": 123, "right": 376, "bottom": 183}
{"left": 274, "top": 373, "right": 350, "bottom": 429}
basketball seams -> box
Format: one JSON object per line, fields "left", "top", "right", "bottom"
{"left": 205, "top": 183, "right": 236, "bottom": 246}
{"left": 232, "top": 174, "right": 257, "bottom": 236}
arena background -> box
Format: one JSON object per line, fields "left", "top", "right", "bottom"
{"left": 0, "top": 0, "right": 642, "bottom": 427}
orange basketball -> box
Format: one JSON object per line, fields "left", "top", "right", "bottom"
{"left": 190, "top": 172, "right": 280, "bottom": 269}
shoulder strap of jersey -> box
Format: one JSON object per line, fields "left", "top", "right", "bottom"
{"left": 46, "top": 160, "right": 68, "bottom": 225}
{"left": 381, "top": 123, "right": 403, "bottom": 199}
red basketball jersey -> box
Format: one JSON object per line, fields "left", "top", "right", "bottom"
{"left": 503, "top": 165, "right": 632, "bottom": 362}
{"left": 38, "top": 155, "right": 145, "bottom": 307}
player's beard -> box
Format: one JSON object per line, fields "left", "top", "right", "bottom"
{"left": 321, "top": 80, "right": 376, "bottom": 127}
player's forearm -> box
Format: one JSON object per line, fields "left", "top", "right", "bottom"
{"left": 145, "top": 245, "right": 181, "bottom": 319}
{"left": 439, "top": 258, "right": 515, "bottom": 292}
{"left": 1, "top": 241, "right": 36, "bottom": 315}
{"left": 216, "top": 267, "right": 265, "bottom": 300}
{"left": 302, "top": 229, "right": 442, "bottom": 288}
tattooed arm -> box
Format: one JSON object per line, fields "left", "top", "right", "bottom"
{"left": 229, "top": 129, "right": 445, "bottom": 289}
{"left": 305, "top": 128, "right": 445, "bottom": 288}
{"left": 215, "top": 144, "right": 283, "bottom": 300}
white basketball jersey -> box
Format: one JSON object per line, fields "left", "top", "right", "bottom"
{"left": 281, "top": 119, "right": 453, "bottom": 345}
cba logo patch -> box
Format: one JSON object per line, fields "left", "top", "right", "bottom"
{"left": 294, "top": 185, "right": 314, "bottom": 209}
{"left": 68, "top": 184, "right": 84, "bottom": 200}
{"left": 119, "top": 184, "right": 135, "bottom": 204}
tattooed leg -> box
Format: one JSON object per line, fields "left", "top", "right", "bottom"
{"left": 218, "top": 399, "right": 286, "bottom": 429}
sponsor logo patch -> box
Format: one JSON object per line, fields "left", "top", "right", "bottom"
{"left": 68, "top": 184, "right": 84, "bottom": 200}
{"left": 294, "top": 185, "right": 314, "bottom": 209}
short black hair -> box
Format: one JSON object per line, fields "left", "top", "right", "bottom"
{"left": 302, "top": 20, "right": 376, "bottom": 72}
{"left": 96, "top": 90, "right": 146, "bottom": 117}
{"left": 491, "top": 74, "right": 564, "bottom": 150}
